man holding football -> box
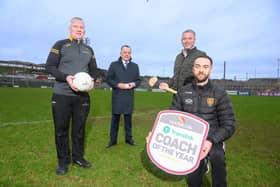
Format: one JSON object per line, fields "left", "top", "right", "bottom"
{"left": 46, "top": 17, "right": 98, "bottom": 175}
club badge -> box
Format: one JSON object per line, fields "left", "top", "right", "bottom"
{"left": 207, "top": 97, "right": 215, "bottom": 107}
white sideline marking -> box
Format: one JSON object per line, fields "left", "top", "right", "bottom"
{"left": 0, "top": 116, "right": 110, "bottom": 127}
{"left": 0, "top": 111, "right": 156, "bottom": 127}
{"left": 0, "top": 120, "right": 52, "bottom": 127}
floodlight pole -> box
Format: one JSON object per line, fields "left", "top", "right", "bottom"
{"left": 277, "top": 58, "right": 280, "bottom": 92}
{"left": 277, "top": 58, "right": 280, "bottom": 80}
{"left": 12, "top": 67, "right": 14, "bottom": 87}
{"left": 223, "top": 61, "right": 226, "bottom": 80}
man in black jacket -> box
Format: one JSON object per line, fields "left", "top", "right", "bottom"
{"left": 46, "top": 17, "right": 98, "bottom": 175}
{"left": 106, "top": 45, "right": 141, "bottom": 148}
{"left": 160, "top": 29, "right": 206, "bottom": 92}
{"left": 170, "top": 55, "right": 235, "bottom": 187}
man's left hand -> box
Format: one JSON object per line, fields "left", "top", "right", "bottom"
{"left": 86, "top": 81, "right": 95, "bottom": 92}
{"left": 128, "top": 82, "right": 136, "bottom": 89}
{"left": 200, "top": 140, "right": 212, "bottom": 160}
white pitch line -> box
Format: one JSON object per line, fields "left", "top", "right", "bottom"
{"left": 0, "top": 120, "right": 53, "bottom": 127}
{"left": 0, "top": 111, "right": 157, "bottom": 127}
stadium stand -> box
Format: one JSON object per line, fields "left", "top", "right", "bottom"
{"left": 0, "top": 60, "right": 279, "bottom": 95}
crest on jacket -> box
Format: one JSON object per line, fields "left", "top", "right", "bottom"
{"left": 206, "top": 97, "right": 215, "bottom": 107}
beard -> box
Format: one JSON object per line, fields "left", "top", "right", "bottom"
{"left": 195, "top": 73, "right": 209, "bottom": 83}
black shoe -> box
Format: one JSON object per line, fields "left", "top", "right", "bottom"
{"left": 126, "top": 140, "right": 137, "bottom": 146}
{"left": 105, "top": 142, "right": 117, "bottom": 148}
{"left": 73, "top": 158, "right": 92, "bottom": 168}
{"left": 56, "top": 165, "right": 68, "bottom": 175}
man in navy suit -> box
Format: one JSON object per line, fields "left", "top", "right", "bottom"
{"left": 106, "top": 45, "right": 141, "bottom": 148}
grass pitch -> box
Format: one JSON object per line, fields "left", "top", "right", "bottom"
{"left": 0, "top": 88, "right": 279, "bottom": 187}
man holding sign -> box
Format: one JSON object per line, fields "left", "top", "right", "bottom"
{"left": 170, "top": 55, "right": 235, "bottom": 187}
{"left": 147, "top": 55, "right": 235, "bottom": 187}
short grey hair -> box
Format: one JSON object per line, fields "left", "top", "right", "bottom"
{"left": 70, "top": 17, "right": 84, "bottom": 24}
{"left": 182, "top": 29, "right": 196, "bottom": 37}
{"left": 120, "top": 44, "right": 131, "bottom": 51}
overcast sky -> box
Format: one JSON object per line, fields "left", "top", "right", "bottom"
{"left": 1, "top": 0, "right": 279, "bottom": 79}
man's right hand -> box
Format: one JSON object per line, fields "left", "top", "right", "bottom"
{"left": 159, "top": 82, "right": 177, "bottom": 94}
{"left": 117, "top": 83, "right": 131, "bottom": 89}
{"left": 159, "top": 82, "right": 169, "bottom": 91}
{"left": 66, "top": 75, "right": 78, "bottom": 92}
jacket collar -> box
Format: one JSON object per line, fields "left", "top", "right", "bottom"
{"left": 69, "top": 36, "right": 84, "bottom": 44}
{"left": 118, "top": 56, "right": 132, "bottom": 62}
{"left": 192, "top": 79, "right": 212, "bottom": 90}
{"left": 182, "top": 46, "right": 197, "bottom": 57}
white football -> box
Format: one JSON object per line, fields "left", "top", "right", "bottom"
{"left": 73, "top": 72, "right": 93, "bottom": 92}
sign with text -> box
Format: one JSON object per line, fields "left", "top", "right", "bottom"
{"left": 147, "top": 110, "right": 209, "bottom": 175}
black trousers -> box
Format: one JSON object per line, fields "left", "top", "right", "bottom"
{"left": 109, "top": 113, "right": 133, "bottom": 144}
{"left": 51, "top": 94, "right": 90, "bottom": 166}
{"left": 187, "top": 143, "right": 227, "bottom": 187}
